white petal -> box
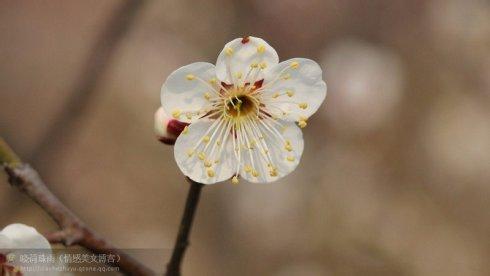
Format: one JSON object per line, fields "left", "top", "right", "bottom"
{"left": 161, "top": 62, "right": 218, "bottom": 123}
{"left": 174, "top": 120, "right": 235, "bottom": 184}
{"left": 239, "top": 120, "right": 303, "bottom": 183}
{"left": 262, "top": 58, "right": 327, "bottom": 121}
{"left": 215, "top": 36, "right": 279, "bottom": 84}
{"left": 0, "top": 224, "right": 51, "bottom": 250}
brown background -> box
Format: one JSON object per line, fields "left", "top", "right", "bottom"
{"left": 1, "top": 0, "right": 490, "bottom": 275}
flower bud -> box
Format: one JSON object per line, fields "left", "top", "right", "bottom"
{"left": 154, "top": 107, "right": 189, "bottom": 145}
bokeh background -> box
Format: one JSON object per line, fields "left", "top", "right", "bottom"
{"left": 1, "top": 0, "right": 490, "bottom": 275}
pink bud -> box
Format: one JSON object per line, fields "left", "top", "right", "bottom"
{"left": 154, "top": 107, "right": 189, "bottom": 145}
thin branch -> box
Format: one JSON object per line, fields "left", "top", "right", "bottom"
{"left": 0, "top": 137, "right": 155, "bottom": 276}
{"left": 30, "top": 0, "right": 146, "bottom": 164}
{"left": 165, "top": 178, "right": 204, "bottom": 276}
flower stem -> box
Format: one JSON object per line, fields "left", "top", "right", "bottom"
{"left": 166, "top": 178, "right": 204, "bottom": 276}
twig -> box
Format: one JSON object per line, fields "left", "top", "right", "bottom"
{"left": 0, "top": 137, "right": 155, "bottom": 276}
{"left": 29, "top": 0, "right": 146, "bottom": 164}
{"left": 165, "top": 178, "right": 204, "bottom": 276}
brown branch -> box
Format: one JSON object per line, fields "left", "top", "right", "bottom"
{"left": 165, "top": 178, "right": 204, "bottom": 276}
{"left": 1, "top": 137, "right": 155, "bottom": 276}
{"left": 30, "top": 0, "right": 146, "bottom": 164}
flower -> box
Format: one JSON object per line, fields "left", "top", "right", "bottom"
{"left": 0, "top": 223, "right": 51, "bottom": 275}
{"left": 161, "top": 36, "right": 326, "bottom": 184}
{"left": 154, "top": 107, "right": 189, "bottom": 145}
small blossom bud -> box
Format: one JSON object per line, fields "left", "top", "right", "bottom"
{"left": 154, "top": 107, "right": 189, "bottom": 145}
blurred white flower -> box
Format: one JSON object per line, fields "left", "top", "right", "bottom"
{"left": 160, "top": 36, "right": 327, "bottom": 184}
{"left": 0, "top": 223, "right": 51, "bottom": 276}
{"left": 154, "top": 107, "right": 189, "bottom": 145}
{"left": 321, "top": 39, "right": 405, "bottom": 132}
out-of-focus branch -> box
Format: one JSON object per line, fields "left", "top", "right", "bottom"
{"left": 165, "top": 178, "right": 204, "bottom": 276}
{"left": 0, "top": 137, "right": 155, "bottom": 276}
{"left": 30, "top": 0, "right": 146, "bottom": 164}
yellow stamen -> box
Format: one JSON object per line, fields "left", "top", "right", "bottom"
{"left": 286, "top": 90, "right": 294, "bottom": 97}
{"left": 198, "top": 152, "right": 206, "bottom": 160}
{"left": 225, "top": 47, "right": 234, "bottom": 56}
{"left": 207, "top": 168, "right": 215, "bottom": 177}
{"left": 186, "top": 74, "right": 195, "bottom": 80}
{"left": 171, "top": 109, "right": 181, "bottom": 118}
{"left": 182, "top": 126, "right": 189, "bottom": 135}
{"left": 257, "top": 45, "right": 266, "bottom": 53}
{"left": 231, "top": 176, "right": 239, "bottom": 184}
{"left": 290, "top": 61, "right": 299, "bottom": 69}
{"left": 269, "top": 168, "right": 278, "bottom": 177}
{"left": 298, "top": 102, "right": 308, "bottom": 109}
{"left": 298, "top": 120, "right": 307, "bottom": 128}
{"left": 286, "top": 156, "right": 295, "bottom": 162}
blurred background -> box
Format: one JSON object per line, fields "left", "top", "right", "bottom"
{"left": 1, "top": 0, "right": 490, "bottom": 275}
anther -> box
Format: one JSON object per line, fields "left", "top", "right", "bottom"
{"left": 231, "top": 175, "right": 239, "bottom": 184}
{"left": 257, "top": 45, "right": 266, "bottom": 53}
{"left": 244, "top": 165, "right": 252, "bottom": 173}
{"left": 204, "top": 92, "right": 211, "bottom": 100}
{"left": 259, "top": 62, "right": 267, "bottom": 69}
{"left": 182, "top": 126, "right": 189, "bottom": 135}
{"left": 290, "top": 61, "right": 299, "bottom": 69}
{"left": 298, "top": 102, "right": 308, "bottom": 109}
{"left": 207, "top": 168, "right": 215, "bottom": 177}
{"left": 225, "top": 47, "right": 234, "bottom": 56}
{"left": 171, "top": 109, "right": 181, "bottom": 118}
{"left": 272, "top": 92, "right": 280, "bottom": 98}
{"left": 286, "top": 90, "right": 294, "bottom": 97}
{"left": 202, "top": 136, "right": 210, "bottom": 143}
{"left": 204, "top": 160, "right": 212, "bottom": 167}
{"left": 286, "top": 156, "right": 295, "bottom": 162}
{"left": 298, "top": 120, "right": 307, "bottom": 128}
{"left": 252, "top": 170, "right": 260, "bottom": 177}
{"left": 269, "top": 168, "right": 278, "bottom": 177}
{"left": 186, "top": 74, "right": 195, "bottom": 80}
{"left": 198, "top": 152, "right": 206, "bottom": 160}
{"left": 186, "top": 149, "right": 194, "bottom": 157}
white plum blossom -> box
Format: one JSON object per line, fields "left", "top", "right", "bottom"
{"left": 161, "top": 36, "right": 326, "bottom": 184}
{"left": 0, "top": 224, "right": 51, "bottom": 275}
